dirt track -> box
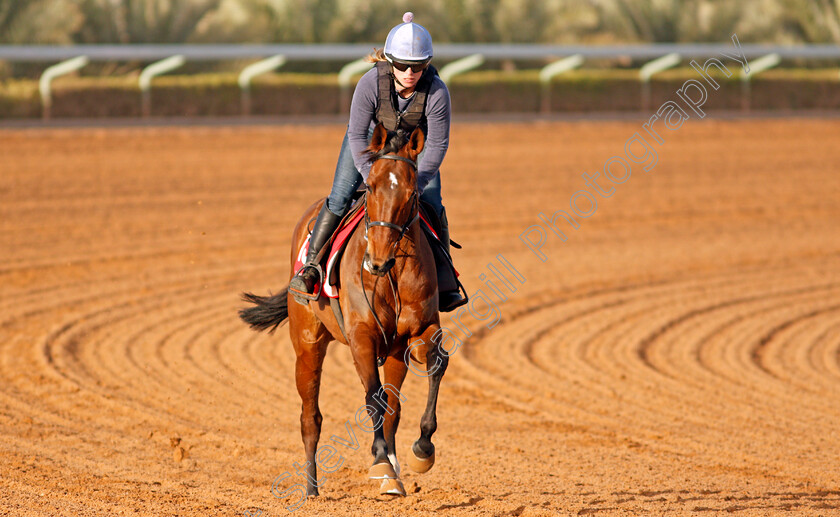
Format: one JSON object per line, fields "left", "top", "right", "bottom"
{"left": 1, "top": 118, "right": 839, "bottom": 516}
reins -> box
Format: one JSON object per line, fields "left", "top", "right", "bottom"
{"left": 360, "top": 263, "right": 400, "bottom": 367}
{"left": 360, "top": 152, "right": 418, "bottom": 367}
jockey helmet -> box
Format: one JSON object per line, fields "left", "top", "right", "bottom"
{"left": 384, "top": 12, "right": 433, "bottom": 64}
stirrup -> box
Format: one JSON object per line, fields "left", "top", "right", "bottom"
{"left": 289, "top": 264, "right": 324, "bottom": 304}
{"left": 439, "top": 293, "right": 467, "bottom": 313}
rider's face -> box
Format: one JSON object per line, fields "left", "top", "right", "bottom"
{"left": 392, "top": 64, "right": 424, "bottom": 89}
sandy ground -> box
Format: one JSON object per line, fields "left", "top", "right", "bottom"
{"left": 1, "top": 118, "right": 839, "bottom": 516}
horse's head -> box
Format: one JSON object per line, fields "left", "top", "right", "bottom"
{"left": 363, "top": 123, "right": 425, "bottom": 276}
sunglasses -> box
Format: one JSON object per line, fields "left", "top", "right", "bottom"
{"left": 391, "top": 60, "right": 428, "bottom": 73}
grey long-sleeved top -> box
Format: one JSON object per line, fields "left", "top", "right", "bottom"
{"left": 347, "top": 66, "right": 451, "bottom": 192}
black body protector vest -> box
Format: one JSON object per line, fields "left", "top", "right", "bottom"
{"left": 375, "top": 60, "right": 438, "bottom": 136}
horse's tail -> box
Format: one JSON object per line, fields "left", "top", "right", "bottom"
{"left": 239, "top": 287, "right": 290, "bottom": 334}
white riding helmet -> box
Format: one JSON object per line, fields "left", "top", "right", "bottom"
{"left": 384, "top": 12, "right": 433, "bottom": 63}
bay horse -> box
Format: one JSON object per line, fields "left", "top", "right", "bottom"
{"left": 240, "top": 123, "right": 448, "bottom": 498}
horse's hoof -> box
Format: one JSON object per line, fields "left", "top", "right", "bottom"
{"left": 379, "top": 478, "right": 406, "bottom": 496}
{"left": 369, "top": 461, "right": 398, "bottom": 480}
{"left": 407, "top": 449, "right": 435, "bottom": 473}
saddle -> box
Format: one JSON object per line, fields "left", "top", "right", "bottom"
{"left": 292, "top": 192, "right": 456, "bottom": 300}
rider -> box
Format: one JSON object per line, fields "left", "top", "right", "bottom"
{"left": 289, "top": 12, "right": 466, "bottom": 312}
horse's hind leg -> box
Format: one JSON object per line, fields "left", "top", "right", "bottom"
{"left": 408, "top": 325, "right": 449, "bottom": 474}
{"left": 289, "top": 302, "right": 331, "bottom": 497}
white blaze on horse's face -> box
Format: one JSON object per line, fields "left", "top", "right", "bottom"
{"left": 365, "top": 162, "right": 414, "bottom": 274}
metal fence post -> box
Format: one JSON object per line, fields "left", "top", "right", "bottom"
{"left": 539, "top": 54, "right": 583, "bottom": 113}
{"left": 238, "top": 55, "right": 286, "bottom": 116}
{"left": 439, "top": 54, "right": 485, "bottom": 84}
{"left": 338, "top": 58, "right": 372, "bottom": 114}
{"left": 139, "top": 55, "right": 186, "bottom": 117}
{"left": 741, "top": 53, "right": 780, "bottom": 112}
{"left": 39, "top": 56, "right": 88, "bottom": 120}
{"left": 639, "top": 53, "right": 680, "bottom": 112}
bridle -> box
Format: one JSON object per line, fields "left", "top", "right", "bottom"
{"left": 363, "top": 153, "right": 419, "bottom": 244}
{"left": 361, "top": 152, "right": 419, "bottom": 366}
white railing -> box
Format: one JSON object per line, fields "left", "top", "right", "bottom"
{"left": 2, "top": 43, "right": 840, "bottom": 61}
{"left": 4, "top": 44, "right": 839, "bottom": 119}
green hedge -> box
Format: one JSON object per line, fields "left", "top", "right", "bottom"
{"left": 449, "top": 69, "right": 840, "bottom": 112}
{"left": 2, "top": 69, "right": 838, "bottom": 119}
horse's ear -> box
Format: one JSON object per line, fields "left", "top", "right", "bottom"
{"left": 368, "top": 123, "right": 388, "bottom": 154}
{"left": 407, "top": 127, "right": 425, "bottom": 160}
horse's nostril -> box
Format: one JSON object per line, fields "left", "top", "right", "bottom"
{"left": 364, "top": 250, "right": 394, "bottom": 276}
{"left": 368, "top": 261, "right": 389, "bottom": 276}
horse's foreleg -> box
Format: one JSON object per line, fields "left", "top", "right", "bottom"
{"left": 377, "top": 355, "right": 409, "bottom": 495}
{"left": 409, "top": 325, "right": 448, "bottom": 474}
{"left": 348, "top": 334, "right": 396, "bottom": 481}
{"left": 381, "top": 356, "right": 408, "bottom": 474}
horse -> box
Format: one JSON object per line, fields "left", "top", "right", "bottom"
{"left": 239, "top": 123, "right": 449, "bottom": 498}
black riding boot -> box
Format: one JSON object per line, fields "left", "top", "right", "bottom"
{"left": 289, "top": 204, "right": 343, "bottom": 305}
{"left": 436, "top": 208, "right": 468, "bottom": 312}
